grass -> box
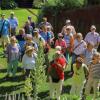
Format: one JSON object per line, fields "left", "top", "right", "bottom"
{"left": 0, "top": 8, "right": 41, "bottom": 29}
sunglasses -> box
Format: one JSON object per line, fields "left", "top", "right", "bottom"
{"left": 58, "top": 36, "right": 63, "bottom": 38}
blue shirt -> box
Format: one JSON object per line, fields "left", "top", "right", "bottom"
{"left": 0, "top": 19, "right": 10, "bottom": 36}
{"left": 40, "top": 31, "right": 51, "bottom": 42}
{"left": 8, "top": 17, "right": 18, "bottom": 28}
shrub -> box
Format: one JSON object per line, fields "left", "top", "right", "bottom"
{"left": 42, "top": 0, "right": 87, "bottom": 15}
{"left": 1, "top": 0, "right": 17, "bottom": 10}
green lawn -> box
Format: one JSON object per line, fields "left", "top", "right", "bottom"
{"left": 0, "top": 8, "right": 41, "bottom": 28}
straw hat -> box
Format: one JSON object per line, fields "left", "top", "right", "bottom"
{"left": 25, "top": 46, "right": 34, "bottom": 53}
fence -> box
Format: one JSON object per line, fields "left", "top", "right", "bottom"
{"left": 44, "top": 5, "right": 100, "bottom": 36}
{"left": 0, "top": 92, "right": 33, "bottom": 100}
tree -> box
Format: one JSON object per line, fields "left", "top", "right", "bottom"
{"left": 1, "top": 0, "right": 17, "bottom": 9}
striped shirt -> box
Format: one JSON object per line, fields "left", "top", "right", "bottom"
{"left": 73, "top": 40, "right": 86, "bottom": 55}
{"left": 89, "top": 63, "right": 100, "bottom": 79}
{"left": 82, "top": 49, "right": 97, "bottom": 65}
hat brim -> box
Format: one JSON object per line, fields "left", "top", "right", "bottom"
{"left": 25, "top": 48, "right": 33, "bottom": 53}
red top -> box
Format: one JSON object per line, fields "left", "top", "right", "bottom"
{"left": 55, "top": 39, "right": 67, "bottom": 54}
{"left": 51, "top": 57, "right": 66, "bottom": 80}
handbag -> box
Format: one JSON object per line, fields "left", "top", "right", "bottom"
{"left": 0, "top": 20, "right": 6, "bottom": 38}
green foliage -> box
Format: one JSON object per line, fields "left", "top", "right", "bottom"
{"left": 1, "top": 0, "right": 17, "bottom": 10}
{"left": 24, "top": 78, "right": 33, "bottom": 97}
{"left": 63, "top": 0, "right": 86, "bottom": 9}
{"left": 42, "top": 0, "right": 87, "bottom": 15}
{"left": 33, "top": 0, "right": 44, "bottom": 8}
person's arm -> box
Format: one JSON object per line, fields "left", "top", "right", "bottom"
{"left": 8, "top": 20, "right": 11, "bottom": 36}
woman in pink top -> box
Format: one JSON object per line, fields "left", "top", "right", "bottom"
{"left": 55, "top": 33, "right": 67, "bottom": 55}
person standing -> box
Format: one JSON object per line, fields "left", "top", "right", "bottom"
{"left": 61, "top": 19, "right": 76, "bottom": 37}
{"left": 84, "top": 25, "right": 100, "bottom": 49}
{"left": 0, "top": 13, "right": 10, "bottom": 52}
{"left": 6, "top": 36, "right": 20, "bottom": 77}
{"left": 63, "top": 26, "right": 74, "bottom": 62}
{"left": 24, "top": 20, "right": 34, "bottom": 36}
{"left": 22, "top": 46, "right": 37, "bottom": 78}
{"left": 85, "top": 52, "right": 100, "bottom": 99}
{"left": 70, "top": 57, "right": 88, "bottom": 98}
{"left": 8, "top": 12, "right": 18, "bottom": 36}
{"left": 28, "top": 16, "right": 35, "bottom": 30}
{"left": 48, "top": 51, "right": 67, "bottom": 100}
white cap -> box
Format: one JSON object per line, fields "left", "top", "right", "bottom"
{"left": 66, "top": 19, "right": 71, "bottom": 24}
{"left": 91, "top": 25, "right": 96, "bottom": 30}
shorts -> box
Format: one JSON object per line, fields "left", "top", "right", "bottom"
{"left": 0, "top": 35, "right": 10, "bottom": 44}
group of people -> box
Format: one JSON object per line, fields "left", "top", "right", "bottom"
{"left": 0, "top": 11, "right": 100, "bottom": 100}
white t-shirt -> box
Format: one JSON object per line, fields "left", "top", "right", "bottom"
{"left": 22, "top": 53, "right": 37, "bottom": 69}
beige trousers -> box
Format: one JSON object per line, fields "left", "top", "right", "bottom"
{"left": 49, "top": 76, "right": 64, "bottom": 100}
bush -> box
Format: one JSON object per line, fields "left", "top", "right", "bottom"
{"left": 1, "top": 0, "right": 17, "bottom": 10}
{"left": 42, "top": 0, "right": 87, "bottom": 15}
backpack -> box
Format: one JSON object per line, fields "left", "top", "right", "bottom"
{"left": 48, "top": 60, "right": 60, "bottom": 83}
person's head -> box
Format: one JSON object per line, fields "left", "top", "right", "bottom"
{"left": 25, "top": 20, "right": 30, "bottom": 26}
{"left": 87, "top": 42, "right": 94, "bottom": 51}
{"left": 28, "top": 16, "right": 32, "bottom": 21}
{"left": 66, "top": 19, "right": 71, "bottom": 26}
{"left": 92, "top": 52, "right": 100, "bottom": 64}
{"left": 10, "top": 36, "right": 17, "bottom": 44}
{"left": 58, "top": 33, "right": 63, "bottom": 40}
{"left": 25, "top": 34, "right": 33, "bottom": 43}
{"left": 76, "top": 57, "right": 83, "bottom": 69}
{"left": 47, "top": 25, "right": 51, "bottom": 31}
{"left": 76, "top": 33, "right": 83, "bottom": 42}
{"left": 10, "top": 12, "right": 14, "bottom": 18}
{"left": 90, "top": 25, "right": 96, "bottom": 33}
{"left": 54, "top": 51, "right": 62, "bottom": 59}
{"left": 33, "top": 28, "right": 39, "bottom": 37}
{"left": 1, "top": 13, "right": 5, "bottom": 19}
{"left": 19, "top": 28, "right": 25, "bottom": 35}
{"left": 41, "top": 25, "right": 47, "bottom": 32}
{"left": 25, "top": 46, "right": 34, "bottom": 57}
{"left": 55, "top": 46, "right": 62, "bottom": 51}
{"left": 43, "top": 17, "right": 47, "bottom": 22}
{"left": 66, "top": 26, "right": 72, "bottom": 34}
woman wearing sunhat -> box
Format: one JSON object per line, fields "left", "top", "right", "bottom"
{"left": 22, "top": 46, "right": 37, "bottom": 78}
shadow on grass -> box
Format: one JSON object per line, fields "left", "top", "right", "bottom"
{"left": 0, "top": 66, "right": 22, "bottom": 73}
{"left": 0, "top": 83, "right": 24, "bottom": 94}
{"left": 62, "top": 85, "right": 71, "bottom": 94}
{"left": 0, "top": 74, "right": 25, "bottom": 84}
{"left": 64, "top": 71, "right": 73, "bottom": 80}
{"left": 38, "top": 90, "right": 49, "bottom": 99}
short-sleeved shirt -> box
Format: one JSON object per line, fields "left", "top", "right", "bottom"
{"left": 8, "top": 17, "right": 18, "bottom": 29}
{"left": 85, "top": 32, "right": 99, "bottom": 48}
{"left": 0, "top": 19, "right": 10, "bottom": 36}
{"left": 40, "top": 31, "right": 51, "bottom": 42}
{"left": 82, "top": 49, "right": 97, "bottom": 65}
{"left": 51, "top": 57, "right": 66, "bottom": 80}
{"left": 73, "top": 40, "right": 86, "bottom": 55}
{"left": 89, "top": 63, "right": 100, "bottom": 79}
